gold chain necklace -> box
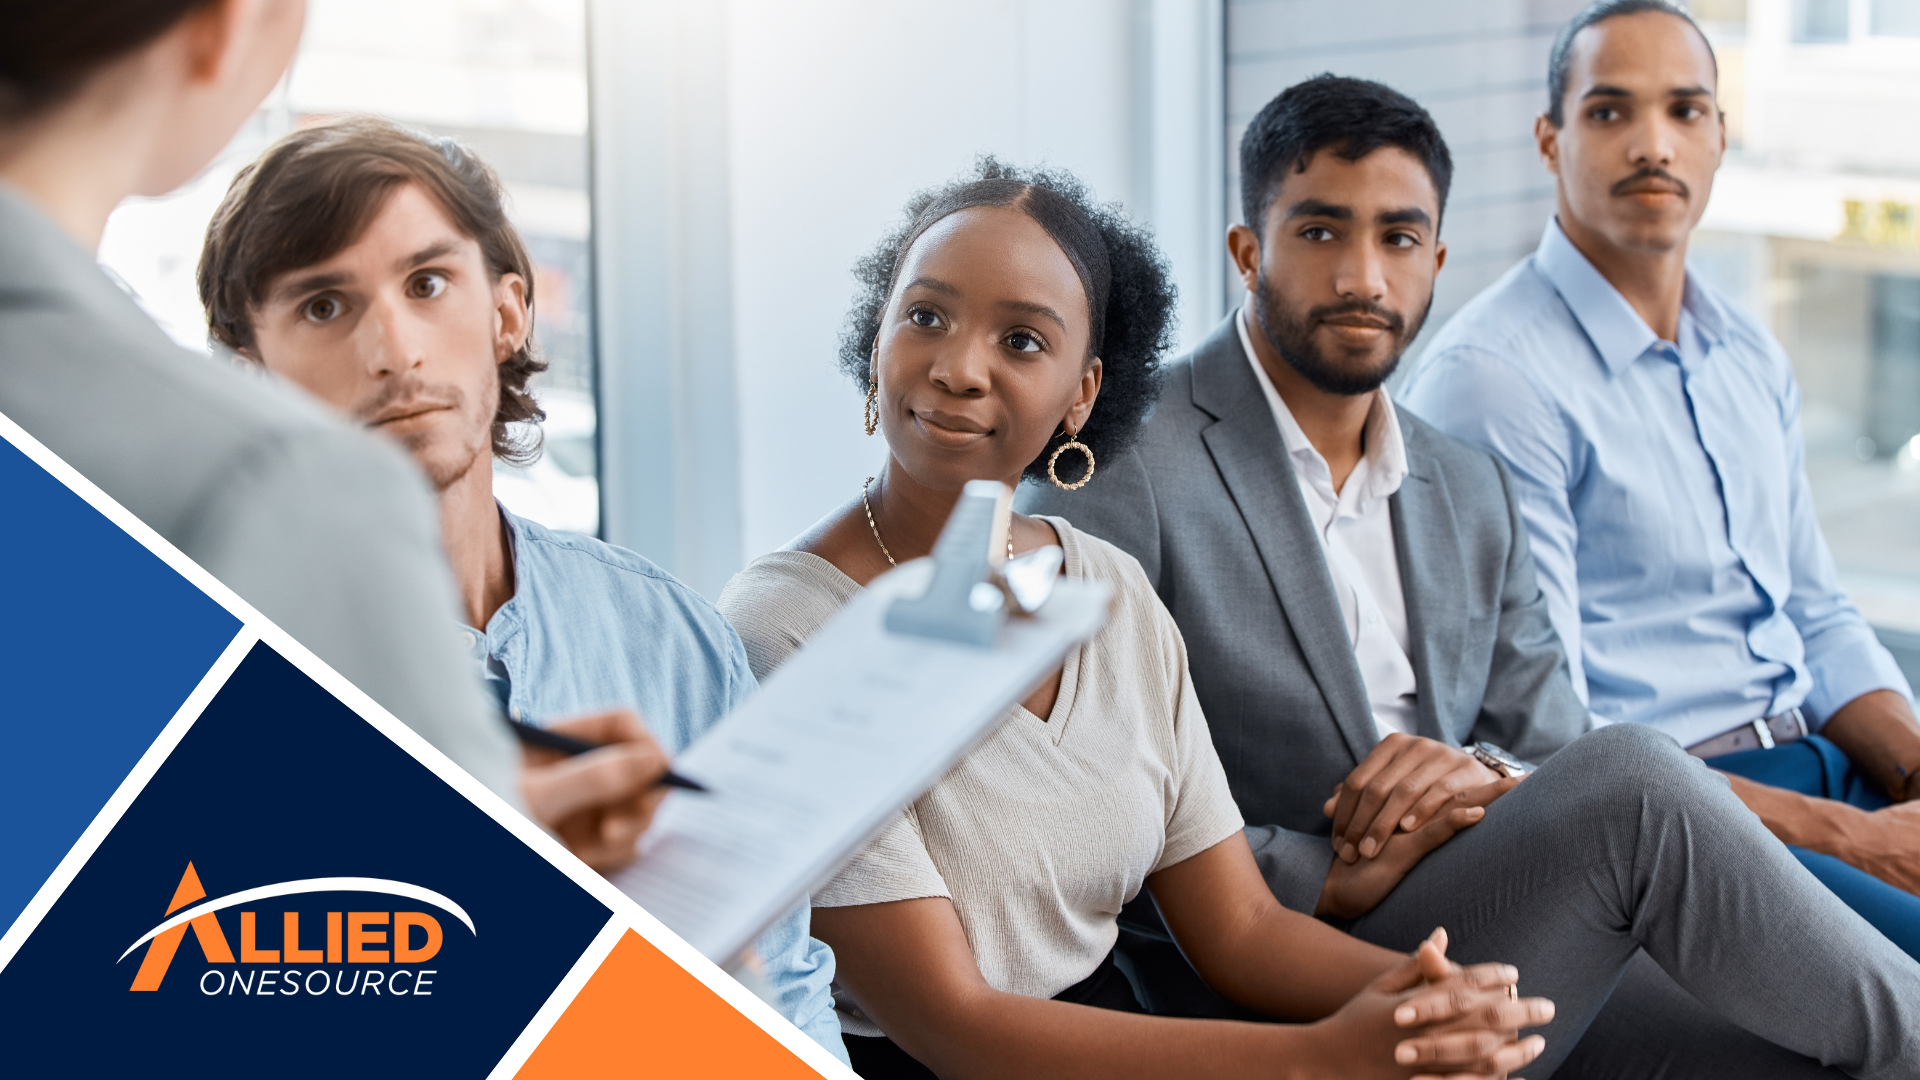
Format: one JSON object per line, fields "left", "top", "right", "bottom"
{"left": 863, "top": 477, "right": 1013, "bottom": 568}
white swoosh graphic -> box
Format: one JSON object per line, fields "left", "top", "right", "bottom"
{"left": 118, "top": 878, "right": 475, "bottom": 963}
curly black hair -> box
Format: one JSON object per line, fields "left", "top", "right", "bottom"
{"left": 838, "top": 157, "right": 1176, "bottom": 484}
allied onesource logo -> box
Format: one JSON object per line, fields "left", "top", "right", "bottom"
{"left": 121, "top": 863, "right": 476, "bottom": 998}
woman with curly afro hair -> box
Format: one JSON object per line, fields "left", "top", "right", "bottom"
{"left": 718, "top": 159, "right": 1548, "bottom": 1080}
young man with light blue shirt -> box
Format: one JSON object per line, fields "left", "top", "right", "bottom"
{"left": 1404, "top": 0, "right": 1920, "bottom": 955}
{"left": 195, "top": 116, "right": 846, "bottom": 1062}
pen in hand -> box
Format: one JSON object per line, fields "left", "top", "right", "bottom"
{"left": 507, "top": 717, "right": 710, "bottom": 792}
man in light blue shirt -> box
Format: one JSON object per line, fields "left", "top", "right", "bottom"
{"left": 460, "top": 509, "right": 845, "bottom": 1055}
{"left": 194, "top": 116, "right": 846, "bottom": 1063}
{"left": 1404, "top": 0, "right": 1920, "bottom": 955}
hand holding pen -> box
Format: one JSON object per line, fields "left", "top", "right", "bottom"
{"left": 515, "top": 709, "right": 692, "bottom": 873}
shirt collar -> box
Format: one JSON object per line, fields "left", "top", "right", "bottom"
{"left": 1237, "top": 302, "right": 1407, "bottom": 504}
{"left": 1534, "top": 216, "right": 1731, "bottom": 377}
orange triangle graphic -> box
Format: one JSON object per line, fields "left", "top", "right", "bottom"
{"left": 517, "top": 931, "right": 824, "bottom": 1078}
{"left": 165, "top": 862, "right": 208, "bottom": 914}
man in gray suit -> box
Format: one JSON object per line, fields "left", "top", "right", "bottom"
{"left": 1024, "top": 74, "right": 1920, "bottom": 1077}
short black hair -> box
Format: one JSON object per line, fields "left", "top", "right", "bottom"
{"left": 840, "top": 157, "right": 1175, "bottom": 485}
{"left": 1238, "top": 74, "right": 1453, "bottom": 237}
{"left": 1546, "top": 0, "right": 1717, "bottom": 127}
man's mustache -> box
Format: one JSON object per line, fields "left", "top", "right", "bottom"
{"left": 355, "top": 377, "right": 465, "bottom": 426}
{"left": 1611, "top": 166, "right": 1690, "bottom": 199}
{"left": 1310, "top": 300, "right": 1407, "bottom": 337}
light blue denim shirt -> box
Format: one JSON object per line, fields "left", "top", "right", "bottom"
{"left": 1402, "top": 218, "right": 1911, "bottom": 750}
{"left": 459, "top": 507, "right": 846, "bottom": 1063}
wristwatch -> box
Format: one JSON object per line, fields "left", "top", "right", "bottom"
{"left": 1470, "top": 741, "right": 1533, "bottom": 779}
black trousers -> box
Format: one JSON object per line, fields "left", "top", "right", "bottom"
{"left": 843, "top": 949, "right": 1146, "bottom": 1079}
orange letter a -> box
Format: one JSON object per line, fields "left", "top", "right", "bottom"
{"left": 129, "top": 862, "right": 235, "bottom": 991}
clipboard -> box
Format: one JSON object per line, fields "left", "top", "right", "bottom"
{"left": 610, "top": 481, "right": 1110, "bottom": 962}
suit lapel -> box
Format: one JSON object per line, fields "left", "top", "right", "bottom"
{"left": 1192, "top": 321, "right": 1379, "bottom": 765}
{"left": 1391, "top": 419, "right": 1468, "bottom": 745}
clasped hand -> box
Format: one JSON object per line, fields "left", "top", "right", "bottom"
{"left": 1317, "top": 734, "right": 1524, "bottom": 920}
{"left": 1840, "top": 799, "right": 1920, "bottom": 896}
{"left": 1316, "top": 927, "right": 1552, "bottom": 1080}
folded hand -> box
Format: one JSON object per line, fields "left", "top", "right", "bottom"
{"left": 1317, "top": 778, "right": 1520, "bottom": 919}
{"left": 1311, "top": 928, "right": 1553, "bottom": 1080}
{"left": 1324, "top": 734, "right": 1516, "bottom": 865}
{"left": 1838, "top": 800, "right": 1920, "bottom": 896}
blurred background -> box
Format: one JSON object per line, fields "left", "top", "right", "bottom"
{"left": 96, "top": 0, "right": 1920, "bottom": 672}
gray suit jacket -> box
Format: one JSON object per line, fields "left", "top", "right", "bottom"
{"left": 1019, "top": 314, "right": 1588, "bottom": 909}
{"left": 0, "top": 184, "right": 520, "bottom": 805}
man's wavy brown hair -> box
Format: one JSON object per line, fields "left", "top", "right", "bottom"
{"left": 199, "top": 114, "right": 546, "bottom": 463}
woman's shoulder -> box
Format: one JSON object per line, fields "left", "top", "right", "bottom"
{"left": 721, "top": 549, "right": 858, "bottom": 608}
{"left": 718, "top": 550, "right": 860, "bottom": 680}
{"left": 1032, "top": 514, "right": 1158, "bottom": 603}
{"left": 1032, "top": 513, "right": 1185, "bottom": 685}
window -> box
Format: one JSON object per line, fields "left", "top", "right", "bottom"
{"left": 1874, "top": 0, "right": 1920, "bottom": 37}
{"left": 1794, "top": 0, "right": 1852, "bottom": 42}
{"left": 97, "top": 0, "right": 598, "bottom": 534}
{"left": 1694, "top": 13, "right": 1920, "bottom": 653}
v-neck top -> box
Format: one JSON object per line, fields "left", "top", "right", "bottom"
{"left": 718, "top": 515, "right": 1243, "bottom": 1036}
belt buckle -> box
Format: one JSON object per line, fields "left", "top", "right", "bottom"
{"left": 1751, "top": 718, "right": 1776, "bottom": 751}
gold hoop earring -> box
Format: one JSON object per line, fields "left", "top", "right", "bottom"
{"left": 863, "top": 370, "right": 879, "bottom": 437}
{"left": 1047, "top": 428, "right": 1096, "bottom": 491}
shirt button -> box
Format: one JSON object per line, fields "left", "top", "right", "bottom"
{"left": 1365, "top": 611, "right": 1378, "bottom": 625}
{"left": 460, "top": 631, "right": 477, "bottom": 651}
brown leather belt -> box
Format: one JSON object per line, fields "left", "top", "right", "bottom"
{"left": 1686, "top": 708, "right": 1808, "bottom": 760}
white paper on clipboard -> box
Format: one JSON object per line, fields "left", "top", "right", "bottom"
{"left": 609, "top": 557, "right": 1110, "bottom": 962}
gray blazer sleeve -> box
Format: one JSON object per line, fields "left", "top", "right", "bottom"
{"left": 1018, "top": 445, "right": 1163, "bottom": 586}
{"left": 187, "top": 427, "right": 524, "bottom": 807}
{"left": 1469, "top": 456, "right": 1590, "bottom": 764}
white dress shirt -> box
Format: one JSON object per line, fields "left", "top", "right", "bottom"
{"left": 1239, "top": 304, "right": 1418, "bottom": 740}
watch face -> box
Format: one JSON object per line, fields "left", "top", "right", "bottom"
{"left": 1474, "top": 742, "right": 1525, "bottom": 775}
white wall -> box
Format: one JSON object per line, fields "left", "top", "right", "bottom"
{"left": 728, "top": 0, "right": 1134, "bottom": 564}
{"left": 592, "top": 0, "right": 1224, "bottom": 595}
{"left": 1224, "top": 0, "right": 1587, "bottom": 368}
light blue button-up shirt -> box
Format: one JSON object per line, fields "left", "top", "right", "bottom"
{"left": 460, "top": 508, "right": 847, "bottom": 1063}
{"left": 1402, "top": 218, "right": 1911, "bottom": 750}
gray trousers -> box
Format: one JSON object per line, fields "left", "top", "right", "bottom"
{"left": 1247, "top": 723, "right": 1920, "bottom": 1078}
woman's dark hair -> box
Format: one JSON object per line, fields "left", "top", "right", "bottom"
{"left": 199, "top": 115, "right": 547, "bottom": 465}
{"left": 839, "top": 157, "right": 1175, "bottom": 484}
{"left": 1546, "top": 0, "right": 1714, "bottom": 127}
{"left": 1239, "top": 74, "right": 1452, "bottom": 235}
{"left": 0, "top": 0, "right": 213, "bottom": 121}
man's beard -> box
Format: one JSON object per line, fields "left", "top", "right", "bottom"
{"left": 1250, "top": 272, "right": 1431, "bottom": 396}
{"left": 355, "top": 376, "right": 487, "bottom": 492}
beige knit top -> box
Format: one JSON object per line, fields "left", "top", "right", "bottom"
{"left": 718, "top": 516, "right": 1244, "bottom": 1037}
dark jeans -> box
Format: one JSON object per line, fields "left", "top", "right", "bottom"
{"left": 1706, "top": 734, "right": 1920, "bottom": 960}
{"left": 843, "top": 949, "right": 1145, "bottom": 1079}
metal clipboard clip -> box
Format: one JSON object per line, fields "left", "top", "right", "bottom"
{"left": 884, "top": 479, "right": 1065, "bottom": 647}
